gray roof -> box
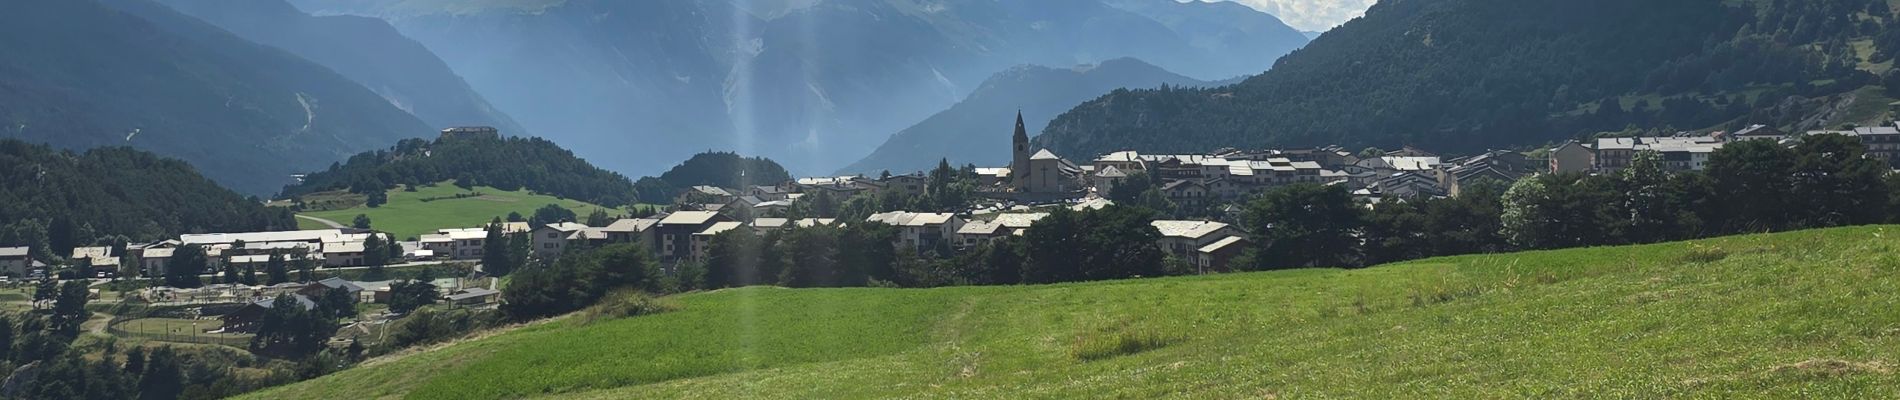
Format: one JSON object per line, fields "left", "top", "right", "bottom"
{"left": 0, "top": 247, "right": 27, "bottom": 257}
{"left": 446, "top": 288, "right": 500, "bottom": 301}
{"left": 659, "top": 211, "right": 721, "bottom": 226}
{"left": 602, "top": 218, "right": 659, "bottom": 233}
{"left": 253, "top": 294, "right": 318, "bottom": 311}
{"left": 1151, "top": 220, "right": 1234, "bottom": 239}
{"left": 312, "top": 277, "right": 365, "bottom": 293}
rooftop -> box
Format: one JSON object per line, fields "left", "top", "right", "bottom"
{"left": 659, "top": 211, "right": 721, "bottom": 226}
{"left": 0, "top": 247, "right": 29, "bottom": 258}
{"left": 1151, "top": 220, "right": 1234, "bottom": 239}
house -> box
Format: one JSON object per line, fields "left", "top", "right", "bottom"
{"left": 750, "top": 218, "right": 836, "bottom": 232}
{"left": 866, "top": 212, "right": 967, "bottom": 253}
{"left": 139, "top": 247, "right": 173, "bottom": 277}
{"left": 653, "top": 211, "right": 732, "bottom": 262}
{"left": 1151, "top": 220, "right": 1247, "bottom": 265}
{"left": 446, "top": 229, "right": 488, "bottom": 260}
{"left": 219, "top": 295, "right": 317, "bottom": 333}
{"left": 227, "top": 255, "right": 271, "bottom": 270}
{"left": 955, "top": 213, "right": 1046, "bottom": 247}
{"left": 1161, "top": 180, "right": 1209, "bottom": 207}
{"left": 321, "top": 241, "right": 367, "bottom": 267}
{"left": 445, "top": 288, "right": 501, "bottom": 308}
{"left": 974, "top": 168, "right": 1011, "bottom": 187}
{"left": 0, "top": 247, "right": 29, "bottom": 276}
{"left": 70, "top": 246, "right": 111, "bottom": 262}
{"left": 1850, "top": 126, "right": 1900, "bottom": 168}
{"left": 1195, "top": 236, "right": 1249, "bottom": 273}
{"left": 1093, "top": 166, "right": 1128, "bottom": 194}
{"left": 1593, "top": 136, "right": 1723, "bottom": 172}
{"left": 676, "top": 185, "right": 736, "bottom": 205}
{"left": 721, "top": 196, "right": 767, "bottom": 219}
{"left": 296, "top": 277, "right": 365, "bottom": 299}
{"left": 690, "top": 221, "right": 747, "bottom": 262}
{"left": 600, "top": 218, "right": 660, "bottom": 244}
{"left": 878, "top": 174, "right": 929, "bottom": 197}
{"left": 531, "top": 222, "right": 590, "bottom": 258}
{"left": 748, "top": 185, "right": 791, "bottom": 201}
{"left": 419, "top": 234, "right": 454, "bottom": 257}
{"left": 1548, "top": 141, "right": 1594, "bottom": 173}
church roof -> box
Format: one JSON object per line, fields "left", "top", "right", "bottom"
{"left": 1031, "top": 149, "right": 1061, "bottom": 160}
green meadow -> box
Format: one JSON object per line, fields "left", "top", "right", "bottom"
{"left": 248, "top": 226, "right": 1900, "bottom": 399}
{"left": 295, "top": 182, "right": 619, "bottom": 240}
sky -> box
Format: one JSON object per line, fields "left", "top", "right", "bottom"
{"left": 1201, "top": 0, "right": 1377, "bottom": 32}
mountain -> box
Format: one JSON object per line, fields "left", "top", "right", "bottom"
{"left": 280, "top": 133, "right": 641, "bottom": 208}
{"left": 286, "top": 0, "right": 1309, "bottom": 175}
{"left": 0, "top": 140, "right": 296, "bottom": 249}
{"left": 1037, "top": 0, "right": 1896, "bottom": 159}
{"left": 151, "top": 0, "right": 526, "bottom": 135}
{"left": 0, "top": 0, "right": 433, "bottom": 195}
{"left": 638, "top": 152, "right": 793, "bottom": 204}
{"left": 841, "top": 58, "right": 1216, "bottom": 175}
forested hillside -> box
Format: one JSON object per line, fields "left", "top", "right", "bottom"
{"left": 280, "top": 135, "right": 641, "bottom": 208}
{"left": 152, "top": 0, "right": 525, "bottom": 134}
{"left": 0, "top": 140, "right": 295, "bottom": 257}
{"left": 1039, "top": 0, "right": 1899, "bottom": 158}
{"left": 0, "top": 0, "right": 433, "bottom": 195}
{"left": 635, "top": 152, "right": 793, "bottom": 204}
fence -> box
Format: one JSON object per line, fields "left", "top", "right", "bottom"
{"left": 106, "top": 321, "right": 252, "bottom": 347}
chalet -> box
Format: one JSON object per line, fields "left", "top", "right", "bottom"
{"left": 446, "top": 229, "right": 488, "bottom": 260}
{"left": 748, "top": 185, "right": 791, "bottom": 201}
{"left": 877, "top": 174, "right": 929, "bottom": 197}
{"left": 1161, "top": 180, "right": 1209, "bottom": 207}
{"left": 321, "top": 241, "right": 367, "bottom": 267}
{"left": 1092, "top": 166, "right": 1127, "bottom": 195}
{"left": 0, "top": 247, "right": 29, "bottom": 276}
{"left": 1195, "top": 236, "right": 1249, "bottom": 273}
{"left": 677, "top": 185, "right": 736, "bottom": 205}
{"left": 531, "top": 222, "right": 590, "bottom": 258}
{"left": 653, "top": 211, "right": 732, "bottom": 262}
{"left": 1548, "top": 141, "right": 1594, "bottom": 173}
{"left": 866, "top": 212, "right": 967, "bottom": 253}
{"left": 139, "top": 247, "right": 174, "bottom": 277}
{"left": 955, "top": 213, "right": 1046, "bottom": 247}
{"left": 1151, "top": 220, "right": 1247, "bottom": 265}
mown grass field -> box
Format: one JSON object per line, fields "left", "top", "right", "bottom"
{"left": 295, "top": 182, "right": 619, "bottom": 240}
{"left": 248, "top": 226, "right": 1900, "bottom": 399}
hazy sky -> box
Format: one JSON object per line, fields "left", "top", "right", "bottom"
{"left": 1201, "top": 0, "right": 1376, "bottom": 32}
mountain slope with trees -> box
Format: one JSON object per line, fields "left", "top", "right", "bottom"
{"left": 840, "top": 58, "right": 1218, "bottom": 175}
{"left": 1038, "top": 0, "right": 1898, "bottom": 159}
{"left": 0, "top": 140, "right": 296, "bottom": 259}
{"left": 279, "top": 135, "right": 641, "bottom": 208}
{"left": 0, "top": 0, "right": 435, "bottom": 195}
{"left": 152, "top": 0, "right": 525, "bottom": 135}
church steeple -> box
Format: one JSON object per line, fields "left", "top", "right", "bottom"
{"left": 1010, "top": 110, "right": 1031, "bottom": 190}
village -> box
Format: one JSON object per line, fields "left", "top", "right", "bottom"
{"left": 2, "top": 117, "right": 1897, "bottom": 345}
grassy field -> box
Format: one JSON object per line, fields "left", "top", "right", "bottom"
{"left": 296, "top": 182, "right": 620, "bottom": 240}
{"left": 247, "top": 226, "right": 1900, "bottom": 399}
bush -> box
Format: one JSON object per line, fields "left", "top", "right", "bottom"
{"left": 573, "top": 290, "right": 677, "bottom": 326}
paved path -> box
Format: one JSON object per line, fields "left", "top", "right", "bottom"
{"left": 296, "top": 214, "right": 346, "bottom": 229}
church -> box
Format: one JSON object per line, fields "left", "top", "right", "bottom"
{"left": 1002, "top": 112, "right": 1087, "bottom": 195}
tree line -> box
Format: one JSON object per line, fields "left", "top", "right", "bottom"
{"left": 280, "top": 135, "right": 642, "bottom": 208}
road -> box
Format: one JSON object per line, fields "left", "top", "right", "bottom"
{"left": 296, "top": 214, "right": 346, "bottom": 229}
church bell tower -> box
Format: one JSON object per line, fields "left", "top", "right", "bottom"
{"left": 1010, "top": 111, "right": 1030, "bottom": 190}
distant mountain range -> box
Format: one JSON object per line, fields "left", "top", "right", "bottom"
{"left": 1037, "top": 0, "right": 1900, "bottom": 160}
{"left": 153, "top": 0, "right": 525, "bottom": 136}
{"left": 286, "top": 0, "right": 1310, "bottom": 176}
{"left": 840, "top": 58, "right": 1225, "bottom": 175}
{"left": 0, "top": 0, "right": 435, "bottom": 195}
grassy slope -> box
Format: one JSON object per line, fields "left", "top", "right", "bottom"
{"left": 250, "top": 226, "right": 1900, "bottom": 399}
{"left": 297, "top": 182, "right": 616, "bottom": 240}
